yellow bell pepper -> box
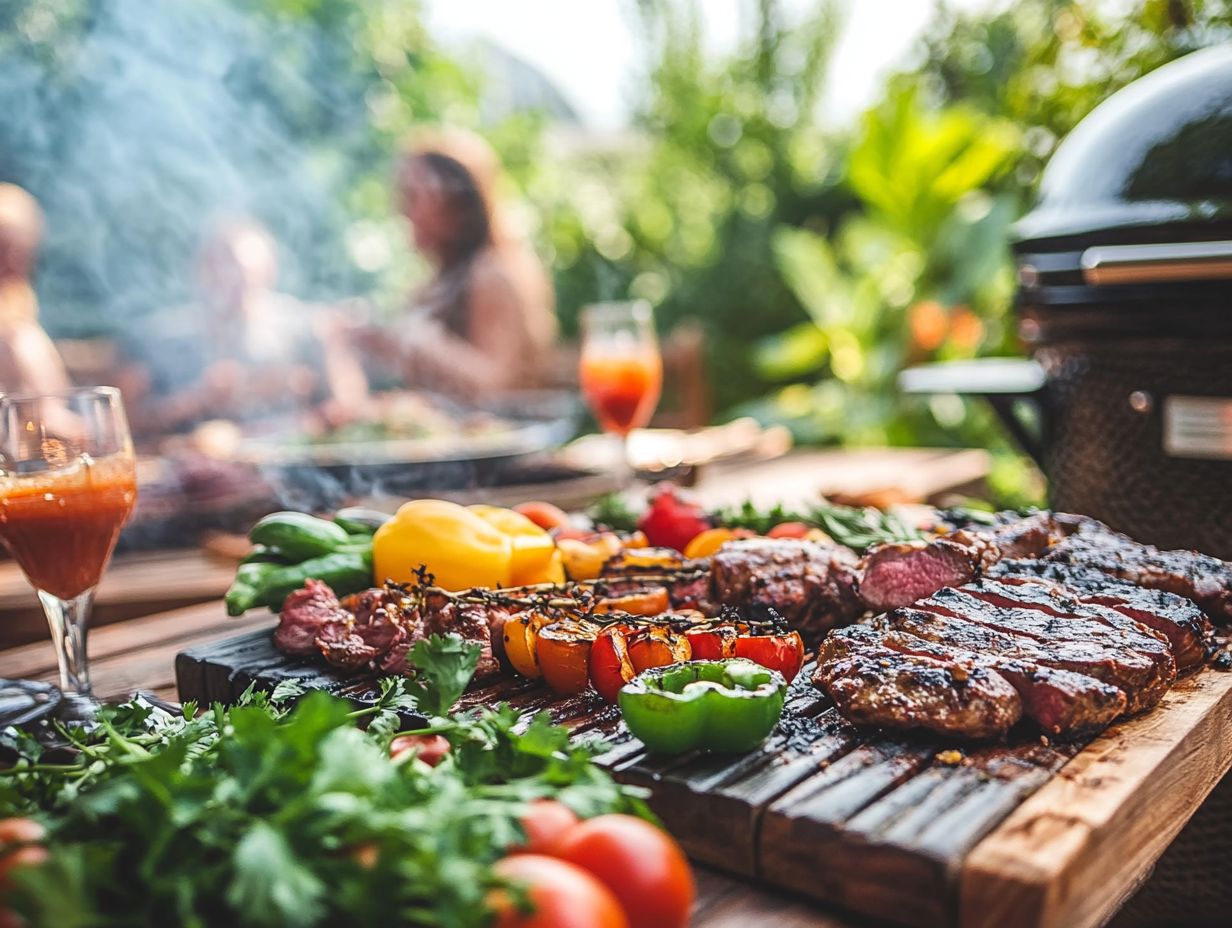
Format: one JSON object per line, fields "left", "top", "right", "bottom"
{"left": 683, "top": 527, "right": 755, "bottom": 559}
{"left": 468, "top": 505, "right": 564, "bottom": 586}
{"left": 373, "top": 499, "right": 513, "bottom": 590}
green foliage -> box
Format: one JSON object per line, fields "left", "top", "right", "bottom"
{"left": 536, "top": 0, "right": 849, "bottom": 411}
{"left": 747, "top": 85, "right": 1021, "bottom": 446}
{"left": 0, "top": 644, "right": 646, "bottom": 927}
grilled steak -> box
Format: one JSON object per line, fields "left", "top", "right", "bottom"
{"left": 817, "top": 627, "right": 1023, "bottom": 739}
{"left": 921, "top": 586, "right": 1176, "bottom": 705}
{"left": 883, "top": 607, "right": 1169, "bottom": 713}
{"left": 857, "top": 512, "right": 1057, "bottom": 613}
{"left": 984, "top": 562, "right": 1213, "bottom": 670}
{"left": 1045, "top": 520, "right": 1232, "bottom": 624}
{"left": 710, "top": 538, "right": 862, "bottom": 642}
{"left": 824, "top": 624, "right": 1127, "bottom": 737}
{"left": 874, "top": 628, "right": 1126, "bottom": 736}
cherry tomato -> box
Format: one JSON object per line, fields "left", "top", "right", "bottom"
{"left": 0, "top": 818, "right": 47, "bottom": 894}
{"left": 682, "top": 527, "right": 754, "bottom": 559}
{"left": 684, "top": 625, "right": 739, "bottom": 661}
{"left": 389, "top": 734, "right": 451, "bottom": 767}
{"left": 551, "top": 815, "right": 694, "bottom": 928}
{"left": 733, "top": 630, "right": 805, "bottom": 683}
{"left": 512, "top": 800, "right": 580, "bottom": 855}
{"left": 767, "top": 521, "right": 810, "bottom": 539}
{"left": 492, "top": 854, "right": 629, "bottom": 928}
{"left": 537, "top": 620, "right": 597, "bottom": 695}
{"left": 593, "top": 588, "right": 669, "bottom": 617}
{"left": 514, "top": 501, "right": 572, "bottom": 532}
{"left": 626, "top": 627, "right": 691, "bottom": 674}
{"left": 590, "top": 624, "right": 638, "bottom": 703}
{"left": 636, "top": 484, "right": 711, "bottom": 552}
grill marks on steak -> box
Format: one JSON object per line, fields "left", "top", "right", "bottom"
{"left": 856, "top": 512, "right": 1058, "bottom": 613}
{"left": 818, "top": 624, "right": 1126, "bottom": 738}
{"left": 919, "top": 587, "right": 1175, "bottom": 711}
{"left": 1043, "top": 520, "right": 1232, "bottom": 624}
{"left": 710, "top": 538, "right": 862, "bottom": 642}
{"left": 817, "top": 627, "right": 1022, "bottom": 739}
{"left": 983, "top": 562, "right": 1213, "bottom": 670}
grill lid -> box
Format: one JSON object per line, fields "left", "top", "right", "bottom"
{"left": 1013, "top": 46, "right": 1232, "bottom": 335}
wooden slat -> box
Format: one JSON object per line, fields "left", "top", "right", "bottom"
{"left": 960, "top": 669, "right": 1232, "bottom": 928}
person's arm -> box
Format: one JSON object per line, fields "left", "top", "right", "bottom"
{"left": 14, "top": 325, "right": 71, "bottom": 395}
{"left": 400, "top": 261, "right": 530, "bottom": 398}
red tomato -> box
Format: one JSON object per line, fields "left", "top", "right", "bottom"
{"left": 636, "top": 484, "right": 711, "bottom": 552}
{"left": 684, "top": 625, "right": 738, "bottom": 661}
{"left": 492, "top": 854, "right": 629, "bottom": 928}
{"left": 514, "top": 501, "right": 572, "bottom": 532}
{"left": 551, "top": 815, "right": 694, "bottom": 928}
{"left": 0, "top": 818, "right": 46, "bottom": 894}
{"left": 733, "top": 631, "right": 805, "bottom": 683}
{"left": 590, "top": 625, "right": 638, "bottom": 703}
{"left": 767, "top": 521, "right": 810, "bottom": 539}
{"left": 389, "top": 734, "right": 451, "bottom": 767}
{"left": 512, "top": 800, "right": 580, "bottom": 855}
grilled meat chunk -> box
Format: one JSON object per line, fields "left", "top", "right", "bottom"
{"left": 884, "top": 607, "right": 1170, "bottom": 713}
{"left": 817, "top": 628, "right": 1022, "bottom": 739}
{"left": 873, "top": 628, "right": 1126, "bottom": 736}
{"left": 710, "top": 538, "right": 862, "bottom": 641}
{"left": 274, "top": 579, "right": 351, "bottom": 656}
{"left": 980, "top": 564, "right": 1212, "bottom": 670}
{"left": 857, "top": 512, "right": 1058, "bottom": 613}
{"left": 1045, "top": 520, "right": 1232, "bottom": 624}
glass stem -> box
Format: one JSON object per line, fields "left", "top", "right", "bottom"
{"left": 38, "top": 588, "right": 96, "bottom": 704}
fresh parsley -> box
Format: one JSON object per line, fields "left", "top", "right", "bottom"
{"left": 0, "top": 637, "right": 647, "bottom": 927}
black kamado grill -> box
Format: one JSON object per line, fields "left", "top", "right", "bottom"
{"left": 904, "top": 45, "right": 1232, "bottom": 558}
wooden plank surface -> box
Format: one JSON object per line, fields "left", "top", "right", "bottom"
{"left": 0, "top": 549, "right": 237, "bottom": 648}
{"left": 960, "top": 669, "right": 1232, "bottom": 928}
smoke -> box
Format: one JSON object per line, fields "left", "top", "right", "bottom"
{"left": 0, "top": 0, "right": 383, "bottom": 340}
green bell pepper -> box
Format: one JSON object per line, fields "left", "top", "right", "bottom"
{"left": 617, "top": 659, "right": 786, "bottom": 754}
{"left": 224, "top": 549, "right": 374, "bottom": 616}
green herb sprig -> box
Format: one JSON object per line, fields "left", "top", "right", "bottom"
{"left": 0, "top": 636, "right": 646, "bottom": 927}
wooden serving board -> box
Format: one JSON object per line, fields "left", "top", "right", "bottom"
{"left": 176, "top": 627, "right": 1232, "bottom": 928}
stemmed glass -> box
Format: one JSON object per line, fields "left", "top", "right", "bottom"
{"left": 578, "top": 301, "right": 663, "bottom": 483}
{"left": 0, "top": 387, "right": 138, "bottom": 720}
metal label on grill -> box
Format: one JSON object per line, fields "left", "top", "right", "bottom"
{"left": 1163, "top": 396, "right": 1232, "bottom": 460}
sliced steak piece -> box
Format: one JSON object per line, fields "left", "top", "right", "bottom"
{"left": 922, "top": 586, "right": 1177, "bottom": 690}
{"left": 871, "top": 627, "right": 1127, "bottom": 736}
{"left": 885, "top": 608, "right": 1169, "bottom": 713}
{"left": 974, "top": 569, "right": 1212, "bottom": 671}
{"left": 1045, "top": 520, "right": 1232, "bottom": 624}
{"left": 711, "top": 538, "right": 862, "bottom": 641}
{"left": 274, "top": 579, "right": 351, "bottom": 656}
{"left": 857, "top": 512, "right": 1058, "bottom": 613}
{"left": 816, "top": 627, "right": 1022, "bottom": 739}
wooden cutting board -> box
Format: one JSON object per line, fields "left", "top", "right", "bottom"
{"left": 176, "top": 627, "right": 1232, "bottom": 928}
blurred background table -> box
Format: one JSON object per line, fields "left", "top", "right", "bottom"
{"left": 0, "top": 445, "right": 990, "bottom": 651}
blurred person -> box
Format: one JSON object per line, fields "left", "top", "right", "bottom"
{"left": 132, "top": 217, "right": 368, "bottom": 434}
{"left": 0, "top": 184, "right": 72, "bottom": 396}
{"left": 349, "top": 128, "right": 557, "bottom": 399}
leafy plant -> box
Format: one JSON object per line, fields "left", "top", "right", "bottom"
{"left": 0, "top": 636, "right": 646, "bottom": 927}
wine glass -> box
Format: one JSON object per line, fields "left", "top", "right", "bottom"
{"left": 578, "top": 301, "right": 663, "bottom": 483}
{"left": 0, "top": 387, "right": 138, "bottom": 720}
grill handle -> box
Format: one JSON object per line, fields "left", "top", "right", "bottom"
{"left": 1081, "top": 240, "right": 1232, "bottom": 286}
{"left": 898, "top": 359, "right": 1048, "bottom": 468}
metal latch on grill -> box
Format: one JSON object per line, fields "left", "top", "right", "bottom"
{"left": 1163, "top": 396, "right": 1232, "bottom": 460}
